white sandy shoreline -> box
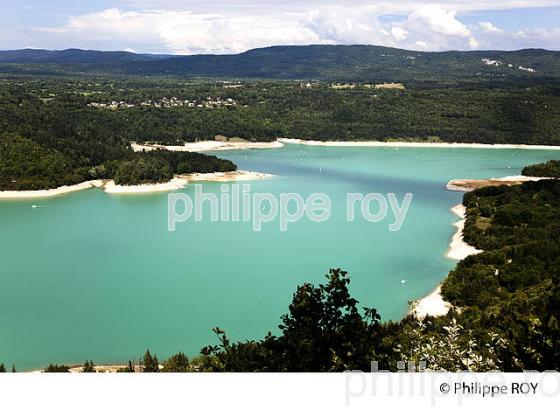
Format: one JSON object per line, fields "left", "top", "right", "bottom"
{"left": 413, "top": 173, "right": 555, "bottom": 318}
{"left": 412, "top": 204, "right": 482, "bottom": 319}
{"left": 279, "top": 138, "right": 560, "bottom": 150}
{"left": 0, "top": 180, "right": 106, "bottom": 199}
{"left": 446, "top": 204, "right": 483, "bottom": 261}
{"left": 133, "top": 138, "right": 560, "bottom": 153}
{"left": 103, "top": 178, "right": 187, "bottom": 194}
{"left": 132, "top": 140, "right": 283, "bottom": 152}
{"left": 0, "top": 171, "right": 272, "bottom": 199}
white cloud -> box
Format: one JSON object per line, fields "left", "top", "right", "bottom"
{"left": 475, "top": 26, "right": 560, "bottom": 50}
{"left": 15, "top": 2, "right": 560, "bottom": 54}
{"left": 479, "top": 21, "right": 502, "bottom": 34}
{"left": 469, "top": 37, "right": 480, "bottom": 49}
{"left": 391, "top": 27, "right": 408, "bottom": 41}
{"left": 406, "top": 6, "right": 470, "bottom": 37}
{"left": 34, "top": 8, "right": 320, "bottom": 54}
{"left": 114, "top": 1, "right": 560, "bottom": 13}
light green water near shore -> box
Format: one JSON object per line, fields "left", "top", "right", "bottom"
{"left": 0, "top": 144, "right": 558, "bottom": 370}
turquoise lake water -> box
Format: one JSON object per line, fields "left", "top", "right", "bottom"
{"left": 0, "top": 144, "right": 558, "bottom": 370}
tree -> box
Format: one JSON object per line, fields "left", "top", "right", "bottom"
{"left": 0, "top": 363, "right": 5, "bottom": 372}
{"left": 162, "top": 352, "right": 189, "bottom": 372}
{"left": 82, "top": 360, "right": 96, "bottom": 373}
{"left": 141, "top": 350, "right": 159, "bottom": 372}
{"left": 117, "top": 361, "right": 135, "bottom": 373}
{"left": 397, "top": 318, "right": 508, "bottom": 371}
{"left": 44, "top": 364, "right": 70, "bottom": 373}
{"left": 11, "top": 365, "right": 16, "bottom": 373}
{"left": 522, "top": 160, "right": 560, "bottom": 178}
{"left": 201, "top": 268, "right": 384, "bottom": 371}
{"left": 275, "top": 268, "right": 382, "bottom": 371}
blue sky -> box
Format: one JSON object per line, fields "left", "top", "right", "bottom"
{"left": 1, "top": 1, "right": 560, "bottom": 53}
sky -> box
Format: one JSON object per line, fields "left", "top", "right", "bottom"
{"left": 1, "top": 0, "right": 560, "bottom": 54}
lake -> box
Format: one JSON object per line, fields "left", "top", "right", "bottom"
{"left": 0, "top": 143, "right": 558, "bottom": 370}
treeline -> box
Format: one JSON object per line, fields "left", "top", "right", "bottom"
{"left": 41, "top": 351, "right": 189, "bottom": 373}
{"left": 111, "top": 151, "right": 236, "bottom": 186}
{"left": 0, "top": 363, "right": 15, "bottom": 372}
{"left": 0, "top": 134, "right": 236, "bottom": 189}
{"left": 0, "top": 134, "right": 91, "bottom": 190}
{"left": 522, "top": 159, "right": 560, "bottom": 177}
{"left": 4, "top": 78, "right": 560, "bottom": 149}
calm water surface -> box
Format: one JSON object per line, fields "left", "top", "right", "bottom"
{"left": 0, "top": 144, "right": 558, "bottom": 369}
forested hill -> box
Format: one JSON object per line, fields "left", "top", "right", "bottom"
{"left": 0, "top": 49, "right": 171, "bottom": 64}
{"left": 1, "top": 45, "right": 560, "bottom": 83}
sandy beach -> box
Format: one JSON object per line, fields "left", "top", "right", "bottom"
{"left": 0, "top": 171, "right": 273, "bottom": 199}
{"left": 134, "top": 138, "right": 560, "bottom": 152}
{"left": 413, "top": 173, "right": 553, "bottom": 318}
{"left": 446, "top": 204, "right": 483, "bottom": 261}
{"left": 411, "top": 285, "right": 453, "bottom": 319}
{"left": 0, "top": 180, "right": 105, "bottom": 199}
{"left": 412, "top": 204, "right": 482, "bottom": 319}
{"left": 279, "top": 138, "right": 560, "bottom": 150}
{"left": 132, "top": 140, "right": 283, "bottom": 153}
{"left": 447, "top": 175, "right": 550, "bottom": 192}
{"left": 103, "top": 178, "right": 187, "bottom": 194}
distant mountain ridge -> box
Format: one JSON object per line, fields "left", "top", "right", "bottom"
{"left": 0, "top": 48, "right": 172, "bottom": 64}
{"left": 1, "top": 45, "right": 560, "bottom": 82}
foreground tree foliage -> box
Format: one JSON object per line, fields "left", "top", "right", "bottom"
{"left": 190, "top": 269, "right": 512, "bottom": 372}
{"left": 82, "top": 360, "right": 96, "bottom": 373}
{"left": 197, "top": 269, "right": 383, "bottom": 371}
{"left": 141, "top": 350, "right": 159, "bottom": 372}
{"left": 395, "top": 317, "right": 508, "bottom": 371}
{"left": 162, "top": 352, "right": 190, "bottom": 372}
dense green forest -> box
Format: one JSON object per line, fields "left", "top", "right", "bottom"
{"left": 523, "top": 159, "right": 560, "bottom": 177}
{"left": 3, "top": 170, "right": 557, "bottom": 372}
{"left": 2, "top": 46, "right": 560, "bottom": 85}
{"left": 441, "top": 179, "right": 560, "bottom": 370}
{"left": 0, "top": 80, "right": 237, "bottom": 189}
{"left": 2, "top": 75, "right": 560, "bottom": 190}
{"left": 3, "top": 77, "right": 560, "bottom": 146}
